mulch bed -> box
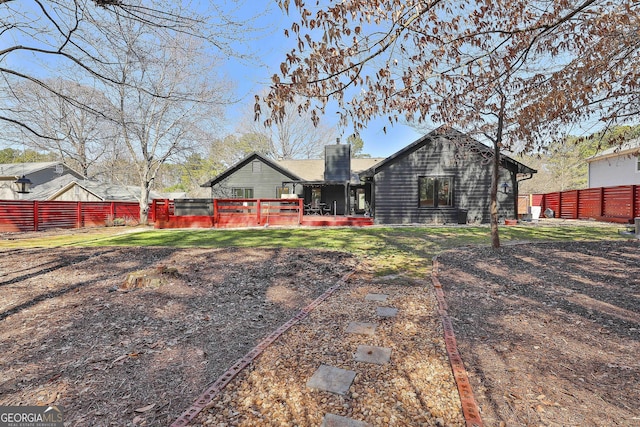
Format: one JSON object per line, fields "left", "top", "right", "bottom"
{"left": 1, "top": 233, "right": 638, "bottom": 426}
{"left": 0, "top": 245, "right": 356, "bottom": 426}
{"left": 436, "top": 239, "right": 640, "bottom": 427}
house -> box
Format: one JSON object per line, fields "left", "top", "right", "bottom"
{"left": 360, "top": 128, "right": 536, "bottom": 224}
{"left": 0, "top": 161, "right": 159, "bottom": 202}
{"left": 586, "top": 138, "right": 640, "bottom": 188}
{"left": 201, "top": 127, "right": 537, "bottom": 224}
{"left": 201, "top": 146, "right": 384, "bottom": 216}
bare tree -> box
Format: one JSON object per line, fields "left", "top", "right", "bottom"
{"left": 243, "top": 94, "right": 335, "bottom": 159}
{"left": 0, "top": 0, "right": 218, "bottom": 134}
{"left": 95, "top": 16, "right": 231, "bottom": 223}
{"left": 264, "top": 0, "right": 638, "bottom": 247}
{"left": 9, "top": 79, "right": 117, "bottom": 177}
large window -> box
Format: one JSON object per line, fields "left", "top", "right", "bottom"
{"left": 231, "top": 188, "right": 254, "bottom": 198}
{"left": 419, "top": 176, "right": 453, "bottom": 208}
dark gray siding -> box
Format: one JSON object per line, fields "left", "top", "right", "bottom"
{"left": 210, "top": 160, "right": 301, "bottom": 198}
{"left": 372, "top": 135, "right": 514, "bottom": 224}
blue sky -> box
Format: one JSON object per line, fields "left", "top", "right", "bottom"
{"left": 221, "top": 2, "right": 423, "bottom": 158}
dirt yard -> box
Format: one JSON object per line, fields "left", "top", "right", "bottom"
{"left": 0, "top": 232, "right": 638, "bottom": 426}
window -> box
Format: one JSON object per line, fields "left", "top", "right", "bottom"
{"left": 276, "top": 186, "right": 290, "bottom": 198}
{"left": 231, "top": 188, "right": 253, "bottom": 198}
{"left": 636, "top": 156, "right": 640, "bottom": 172}
{"left": 419, "top": 176, "right": 453, "bottom": 208}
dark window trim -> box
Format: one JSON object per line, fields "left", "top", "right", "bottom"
{"left": 418, "top": 175, "right": 454, "bottom": 209}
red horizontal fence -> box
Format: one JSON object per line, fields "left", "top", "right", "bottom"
{"left": 532, "top": 185, "right": 639, "bottom": 223}
{"left": 0, "top": 200, "right": 140, "bottom": 232}
{"left": 152, "top": 198, "right": 304, "bottom": 229}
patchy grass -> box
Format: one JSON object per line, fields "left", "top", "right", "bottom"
{"left": 0, "top": 222, "right": 624, "bottom": 277}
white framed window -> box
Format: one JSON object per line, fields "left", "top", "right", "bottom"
{"left": 231, "top": 188, "right": 253, "bottom": 198}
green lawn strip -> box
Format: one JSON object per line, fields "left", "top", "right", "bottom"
{"left": 1, "top": 224, "right": 624, "bottom": 277}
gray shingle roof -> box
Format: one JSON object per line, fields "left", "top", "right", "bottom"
{"left": 587, "top": 138, "right": 640, "bottom": 162}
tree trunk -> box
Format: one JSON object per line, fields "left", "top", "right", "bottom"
{"left": 490, "top": 95, "right": 507, "bottom": 249}
{"left": 139, "top": 181, "right": 151, "bottom": 225}
{"left": 490, "top": 138, "right": 501, "bottom": 249}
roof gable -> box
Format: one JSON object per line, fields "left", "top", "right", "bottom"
{"left": 0, "top": 161, "right": 84, "bottom": 179}
{"left": 201, "top": 152, "right": 303, "bottom": 187}
{"left": 361, "top": 127, "right": 536, "bottom": 176}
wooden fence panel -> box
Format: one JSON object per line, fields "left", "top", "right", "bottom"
{"left": 0, "top": 201, "right": 35, "bottom": 232}
{"left": 560, "top": 190, "right": 578, "bottom": 219}
{"left": 603, "top": 186, "right": 634, "bottom": 218}
{"left": 115, "top": 203, "right": 141, "bottom": 223}
{"left": 531, "top": 185, "right": 637, "bottom": 223}
{"left": 0, "top": 200, "right": 141, "bottom": 232}
{"left": 543, "top": 192, "right": 560, "bottom": 217}
{"left": 37, "top": 201, "right": 78, "bottom": 230}
{"left": 82, "top": 202, "right": 112, "bottom": 227}
{"left": 577, "top": 188, "right": 603, "bottom": 219}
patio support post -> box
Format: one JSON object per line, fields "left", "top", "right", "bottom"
{"left": 344, "top": 183, "right": 349, "bottom": 216}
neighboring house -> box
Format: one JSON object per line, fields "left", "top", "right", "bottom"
{"left": 0, "top": 162, "right": 84, "bottom": 200}
{"left": 201, "top": 127, "right": 537, "bottom": 224}
{"left": 0, "top": 161, "right": 159, "bottom": 202}
{"left": 586, "top": 138, "right": 640, "bottom": 188}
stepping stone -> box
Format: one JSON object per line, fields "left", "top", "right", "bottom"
{"left": 365, "top": 293, "right": 388, "bottom": 302}
{"left": 354, "top": 345, "right": 392, "bottom": 365}
{"left": 345, "top": 321, "right": 376, "bottom": 336}
{"left": 376, "top": 306, "right": 398, "bottom": 318}
{"left": 321, "top": 413, "right": 371, "bottom": 427}
{"left": 307, "top": 365, "right": 356, "bottom": 395}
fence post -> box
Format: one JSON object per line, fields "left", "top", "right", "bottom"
{"left": 33, "top": 201, "right": 39, "bottom": 232}
{"left": 150, "top": 199, "right": 156, "bottom": 223}
{"left": 599, "top": 187, "right": 605, "bottom": 217}
{"left": 633, "top": 185, "right": 638, "bottom": 219}
{"left": 257, "top": 199, "right": 262, "bottom": 225}
{"left": 76, "top": 202, "right": 82, "bottom": 228}
{"left": 298, "top": 198, "right": 303, "bottom": 224}
{"left": 557, "top": 192, "right": 563, "bottom": 219}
